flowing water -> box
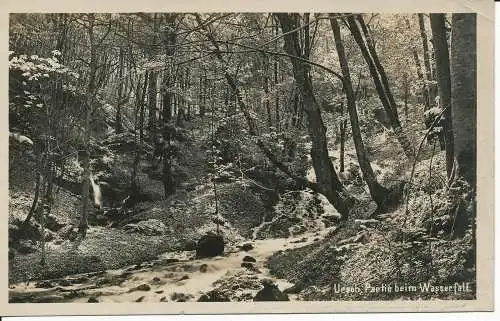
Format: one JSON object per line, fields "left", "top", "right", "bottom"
{"left": 9, "top": 225, "right": 336, "bottom": 303}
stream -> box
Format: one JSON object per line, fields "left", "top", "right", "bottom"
{"left": 9, "top": 225, "right": 336, "bottom": 303}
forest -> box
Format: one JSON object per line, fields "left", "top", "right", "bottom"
{"left": 8, "top": 12, "right": 477, "bottom": 303}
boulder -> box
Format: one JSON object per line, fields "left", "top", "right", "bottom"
{"left": 197, "top": 289, "right": 230, "bottom": 302}
{"left": 238, "top": 243, "right": 254, "bottom": 251}
{"left": 241, "top": 262, "right": 260, "bottom": 273}
{"left": 130, "top": 284, "right": 151, "bottom": 292}
{"left": 242, "top": 256, "right": 256, "bottom": 263}
{"left": 170, "top": 292, "right": 193, "bottom": 302}
{"left": 44, "top": 215, "right": 64, "bottom": 232}
{"left": 35, "top": 281, "right": 54, "bottom": 289}
{"left": 253, "top": 279, "right": 289, "bottom": 301}
{"left": 196, "top": 232, "right": 224, "bottom": 258}
{"left": 17, "top": 240, "right": 38, "bottom": 254}
{"left": 9, "top": 248, "right": 16, "bottom": 260}
{"left": 124, "top": 219, "right": 168, "bottom": 236}
{"left": 59, "top": 224, "right": 78, "bottom": 241}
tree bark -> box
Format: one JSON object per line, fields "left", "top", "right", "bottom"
{"left": 405, "top": 17, "right": 429, "bottom": 109}
{"left": 115, "top": 47, "right": 125, "bottom": 134}
{"left": 161, "top": 23, "right": 176, "bottom": 198}
{"left": 263, "top": 55, "right": 273, "bottom": 127}
{"left": 430, "top": 13, "right": 455, "bottom": 178}
{"left": 451, "top": 13, "right": 476, "bottom": 186}
{"left": 339, "top": 100, "right": 347, "bottom": 173}
{"left": 79, "top": 14, "right": 99, "bottom": 238}
{"left": 147, "top": 70, "right": 158, "bottom": 134}
{"left": 331, "top": 17, "right": 390, "bottom": 210}
{"left": 357, "top": 15, "right": 399, "bottom": 120}
{"left": 274, "top": 20, "right": 281, "bottom": 131}
{"left": 418, "top": 14, "right": 435, "bottom": 108}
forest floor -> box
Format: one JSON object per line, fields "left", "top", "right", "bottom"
{"left": 9, "top": 116, "right": 473, "bottom": 302}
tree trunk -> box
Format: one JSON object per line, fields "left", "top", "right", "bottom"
{"left": 339, "top": 102, "right": 347, "bottom": 173}
{"left": 132, "top": 72, "right": 149, "bottom": 192}
{"left": 405, "top": 17, "right": 429, "bottom": 109}
{"left": 277, "top": 13, "right": 353, "bottom": 218}
{"left": 79, "top": 14, "right": 98, "bottom": 238}
{"left": 263, "top": 55, "right": 273, "bottom": 127}
{"left": 161, "top": 25, "right": 176, "bottom": 198}
{"left": 418, "top": 14, "right": 435, "bottom": 108}
{"left": 347, "top": 15, "right": 414, "bottom": 159}
{"left": 357, "top": 15, "right": 399, "bottom": 120}
{"left": 115, "top": 47, "right": 125, "bottom": 134}
{"left": 331, "top": 17, "right": 390, "bottom": 210}
{"left": 451, "top": 13, "right": 476, "bottom": 186}
{"left": 274, "top": 20, "right": 281, "bottom": 131}
{"left": 147, "top": 70, "right": 158, "bottom": 134}
{"left": 430, "top": 13, "right": 455, "bottom": 177}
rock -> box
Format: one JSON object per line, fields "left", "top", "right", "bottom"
{"left": 44, "top": 215, "right": 64, "bottom": 232}
{"left": 196, "top": 232, "right": 224, "bottom": 258}
{"left": 35, "top": 281, "right": 54, "bottom": 289}
{"left": 43, "top": 230, "right": 56, "bottom": 242}
{"left": 253, "top": 279, "right": 289, "bottom": 301}
{"left": 17, "top": 240, "right": 38, "bottom": 254}
{"left": 9, "top": 248, "right": 16, "bottom": 260}
{"left": 178, "top": 275, "right": 189, "bottom": 281}
{"left": 283, "top": 281, "right": 304, "bottom": 294}
{"left": 197, "top": 289, "right": 230, "bottom": 302}
{"left": 135, "top": 296, "right": 145, "bottom": 302}
{"left": 170, "top": 292, "right": 193, "bottom": 302}
{"left": 94, "top": 214, "right": 109, "bottom": 226}
{"left": 57, "top": 279, "right": 72, "bottom": 287}
{"left": 59, "top": 224, "right": 78, "bottom": 240}
{"left": 238, "top": 243, "right": 254, "bottom": 251}
{"left": 160, "top": 296, "right": 167, "bottom": 302}
{"left": 87, "top": 297, "right": 99, "bottom": 303}
{"left": 291, "top": 225, "right": 307, "bottom": 235}
{"left": 119, "top": 271, "right": 133, "bottom": 279}
{"left": 130, "top": 284, "right": 151, "bottom": 292}
{"left": 242, "top": 256, "right": 256, "bottom": 263}
{"left": 291, "top": 237, "right": 307, "bottom": 244}
{"left": 151, "top": 277, "right": 162, "bottom": 284}
{"left": 155, "top": 290, "right": 164, "bottom": 294}
{"left": 241, "top": 262, "right": 260, "bottom": 273}
{"left": 199, "top": 264, "right": 208, "bottom": 273}
{"left": 124, "top": 219, "right": 168, "bottom": 236}
{"left": 69, "top": 276, "right": 89, "bottom": 284}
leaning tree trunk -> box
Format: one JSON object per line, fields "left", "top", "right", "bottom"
{"left": 451, "top": 13, "right": 476, "bottom": 186}
{"left": 357, "top": 15, "right": 399, "bottom": 121}
{"left": 276, "top": 13, "right": 354, "bottom": 218}
{"left": 339, "top": 100, "right": 347, "bottom": 173}
{"left": 430, "top": 13, "right": 455, "bottom": 178}
{"left": 193, "top": 13, "right": 351, "bottom": 217}
{"left": 331, "top": 17, "right": 391, "bottom": 211}
{"left": 347, "top": 15, "right": 414, "bottom": 159}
